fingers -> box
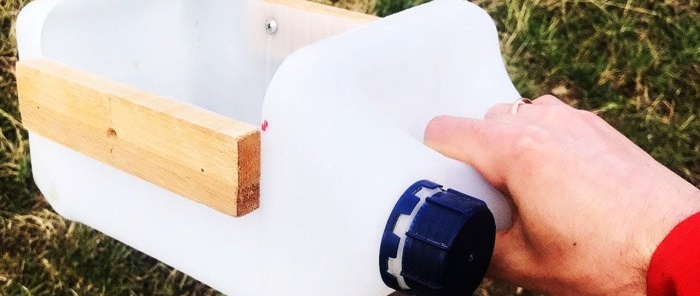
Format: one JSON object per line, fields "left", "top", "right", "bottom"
{"left": 484, "top": 95, "right": 566, "bottom": 119}
{"left": 533, "top": 94, "right": 566, "bottom": 106}
{"left": 424, "top": 101, "right": 551, "bottom": 284}
{"left": 425, "top": 95, "right": 572, "bottom": 191}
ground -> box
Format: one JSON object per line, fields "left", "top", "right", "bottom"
{"left": 0, "top": 0, "right": 698, "bottom": 295}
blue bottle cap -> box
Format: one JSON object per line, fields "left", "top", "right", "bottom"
{"left": 379, "top": 180, "right": 496, "bottom": 296}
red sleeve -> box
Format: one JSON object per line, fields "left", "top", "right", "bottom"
{"left": 647, "top": 212, "right": 700, "bottom": 296}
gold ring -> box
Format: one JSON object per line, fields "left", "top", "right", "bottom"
{"left": 511, "top": 98, "right": 533, "bottom": 115}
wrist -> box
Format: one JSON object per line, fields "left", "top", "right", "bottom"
{"left": 634, "top": 183, "right": 700, "bottom": 293}
{"left": 646, "top": 210, "right": 700, "bottom": 295}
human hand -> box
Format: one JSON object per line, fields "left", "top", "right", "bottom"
{"left": 424, "top": 95, "right": 700, "bottom": 295}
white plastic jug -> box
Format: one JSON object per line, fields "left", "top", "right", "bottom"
{"left": 17, "top": 0, "right": 519, "bottom": 294}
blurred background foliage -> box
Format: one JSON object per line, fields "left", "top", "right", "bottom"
{"left": 0, "top": 0, "right": 697, "bottom": 295}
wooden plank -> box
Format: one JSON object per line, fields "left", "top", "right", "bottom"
{"left": 17, "top": 59, "right": 260, "bottom": 217}
{"left": 264, "top": 0, "right": 379, "bottom": 23}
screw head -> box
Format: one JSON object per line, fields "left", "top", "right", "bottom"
{"left": 265, "top": 18, "right": 278, "bottom": 34}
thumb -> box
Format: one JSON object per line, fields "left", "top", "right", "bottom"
{"left": 425, "top": 116, "right": 529, "bottom": 283}
{"left": 424, "top": 115, "right": 515, "bottom": 191}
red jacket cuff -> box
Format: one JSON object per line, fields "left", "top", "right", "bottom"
{"left": 647, "top": 211, "right": 700, "bottom": 296}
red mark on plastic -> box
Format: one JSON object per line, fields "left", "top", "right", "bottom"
{"left": 261, "top": 120, "right": 269, "bottom": 131}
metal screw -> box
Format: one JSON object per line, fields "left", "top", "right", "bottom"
{"left": 265, "top": 18, "right": 278, "bottom": 34}
{"left": 467, "top": 252, "right": 475, "bottom": 263}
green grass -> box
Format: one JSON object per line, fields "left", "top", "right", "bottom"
{"left": 0, "top": 0, "right": 697, "bottom": 295}
{"left": 488, "top": 0, "right": 700, "bottom": 185}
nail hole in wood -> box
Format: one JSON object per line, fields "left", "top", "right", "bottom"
{"left": 107, "top": 128, "right": 117, "bottom": 138}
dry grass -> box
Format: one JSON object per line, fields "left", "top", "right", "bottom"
{"left": 485, "top": 0, "right": 700, "bottom": 186}
{"left": 0, "top": 0, "right": 697, "bottom": 295}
